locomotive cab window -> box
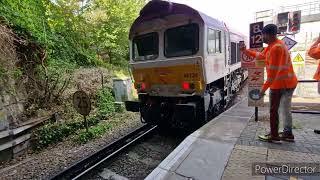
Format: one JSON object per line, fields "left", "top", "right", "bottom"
{"left": 208, "top": 28, "right": 221, "bottom": 54}
{"left": 132, "top": 32, "right": 158, "bottom": 61}
{"left": 164, "top": 23, "right": 199, "bottom": 58}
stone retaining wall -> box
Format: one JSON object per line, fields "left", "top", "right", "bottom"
{"left": 0, "top": 89, "right": 25, "bottom": 131}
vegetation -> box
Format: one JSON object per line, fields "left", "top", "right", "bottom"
{"left": 97, "top": 87, "right": 116, "bottom": 118}
{"left": 75, "top": 122, "right": 112, "bottom": 144}
{"left": 33, "top": 87, "right": 123, "bottom": 149}
{"left": 32, "top": 116, "right": 100, "bottom": 150}
{"left": 74, "top": 112, "right": 134, "bottom": 144}
{"left": 0, "top": 0, "right": 144, "bottom": 67}
{"left": 0, "top": 0, "right": 144, "bottom": 115}
{"left": 0, "top": 1, "right": 144, "bottom": 149}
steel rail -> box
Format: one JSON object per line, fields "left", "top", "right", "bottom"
{"left": 50, "top": 124, "right": 157, "bottom": 180}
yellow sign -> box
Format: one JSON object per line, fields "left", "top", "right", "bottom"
{"left": 293, "top": 53, "right": 304, "bottom": 63}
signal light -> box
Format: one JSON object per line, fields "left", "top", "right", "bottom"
{"left": 289, "top": 11, "right": 301, "bottom": 33}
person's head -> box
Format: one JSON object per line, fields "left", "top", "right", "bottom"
{"left": 262, "top": 24, "right": 278, "bottom": 44}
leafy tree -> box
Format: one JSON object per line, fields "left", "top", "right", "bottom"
{"left": 84, "top": 0, "right": 144, "bottom": 66}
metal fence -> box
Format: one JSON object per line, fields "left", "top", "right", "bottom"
{"left": 279, "top": 1, "right": 320, "bottom": 16}
{"left": 255, "top": 1, "right": 320, "bottom": 22}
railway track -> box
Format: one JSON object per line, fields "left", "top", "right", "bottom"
{"left": 50, "top": 124, "right": 158, "bottom": 180}
{"left": 51, "top": 81, "right": 247, "bottom": 180}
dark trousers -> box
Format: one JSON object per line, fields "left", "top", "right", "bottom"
{"left": 269, "top": 88, "right": 295, "bottom": 137}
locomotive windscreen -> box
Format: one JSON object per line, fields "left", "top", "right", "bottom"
{"left": 164, "top": 23, "right": 199, "bottom": 58}
{"left": 133, "top": 32, "right": 159, "bottom": 61}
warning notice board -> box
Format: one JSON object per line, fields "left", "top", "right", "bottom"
{"left": 241, "top": 47, "right": 264, "bottom": 68}
{"left": 241, "top": 51, "right": 255, "bottom": 68}
{"left": 248, "top": 68, "right": 264, "bottom": 107}
{"left": 247, "top": 22, "right": 265, "bottom": 107}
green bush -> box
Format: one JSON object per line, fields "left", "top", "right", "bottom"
{"left": 32, "top": 116, "right": 100, "bottom": 150}
{"left": 97, "top": 88, "right": 115, "bottom": 118}
{"left": 75, "top": 123, "right": 112, "bottom": 144}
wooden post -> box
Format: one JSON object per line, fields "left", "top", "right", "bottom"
{"left": 84, "top": 115, "right": 88, "bottom": 132}
{"left": 255, "top": 107, "right": 258, "bottom": 122}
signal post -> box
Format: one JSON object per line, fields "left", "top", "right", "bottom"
{"left": 241, "top": 21, "right": 265, "bottom": 122}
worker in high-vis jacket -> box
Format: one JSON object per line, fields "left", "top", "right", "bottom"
{"left": 308, "top": 36, "right": 320, "bottom": 135}
{"left": 308, "top": 36, "right": 320, "bottom": 81}
{"left": 240, "top": 24, "right": 298, "bottom": 143}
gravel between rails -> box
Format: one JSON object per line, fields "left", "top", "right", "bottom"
{"left": 0, "top": 112, "right": 142, "bottom": 180}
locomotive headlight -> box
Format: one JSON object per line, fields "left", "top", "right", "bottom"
{"left": 182, "top": 81, "right": 202, "bottom": 92}
{"left": 182, "top": 82, "right": 195, "bottom": 91}
{"left": 135, "top": 82, "right": 146, "bottom": 92}
{"left": 182, "top": 82, "right": 191, "bottom": 90}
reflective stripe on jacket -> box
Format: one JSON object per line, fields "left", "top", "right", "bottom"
{"left": 243, "top": 39, "right": 298, "bottom": 92}
{"left": 307, "top": 43, "right": 320, "bottom": 80}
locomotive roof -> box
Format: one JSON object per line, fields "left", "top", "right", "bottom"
{"left": 130, "top": 0, "right": 237, "bottom": 38}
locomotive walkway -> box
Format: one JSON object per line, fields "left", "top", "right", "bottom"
{"left": 146, "top": 96, "right": 320, "bottom": 180}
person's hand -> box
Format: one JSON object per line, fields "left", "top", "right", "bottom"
{"left": 239, "top": 42, "right": 246, "bottom": 51}
{"left": 259, "top": 90, "right": 265, "bottom": 99}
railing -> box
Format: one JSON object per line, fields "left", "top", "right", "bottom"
{"left": 254, "top": 79, "right": 320, "bottom": 121}
{"left": 293, "top": 80, "right": 320, "bottom": 115}
{"left": 279, "top": 1, "right": 320, "bottom": 16}
{"left": 255, "top": 1, "right": 320, "bottom": 22}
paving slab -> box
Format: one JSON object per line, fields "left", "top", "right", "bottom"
{"left": 222, "top": 146, "right": 267, "bottom": 180}
{"left": 222, "top": 98, "right": 320, "bottom": 180}
{"left": 198, "top": 116, "right": 250, "bottom": 143}
{"left": 175, "top": 139, "right": 234, "bottom": 180}
{"left": 146, "top": 167, "right": 189, "bottom": 180}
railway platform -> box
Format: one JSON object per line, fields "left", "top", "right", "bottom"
{"left": 146, "top": 97, "right": 320, "bottom": 180}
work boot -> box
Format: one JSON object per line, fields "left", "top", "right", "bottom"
{"left": 279, "top": 131, "right": 295, "bottom": 142}
{"left": 258, "top": 133, "right": 281, "bottom": 144}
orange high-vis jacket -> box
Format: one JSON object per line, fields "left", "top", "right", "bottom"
{"left": 243, "top": 39, "right": 298, "bottom": 92}
{"left": 307, "top": 42, "right": 320, "bottom": 80}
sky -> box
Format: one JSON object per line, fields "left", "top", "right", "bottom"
{"left": 171, "top": 0, "right": 317, "bottom": 35}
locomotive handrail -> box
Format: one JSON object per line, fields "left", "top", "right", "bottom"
{"left": 129, "top": 55, "right": 204, "bottom": 65}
